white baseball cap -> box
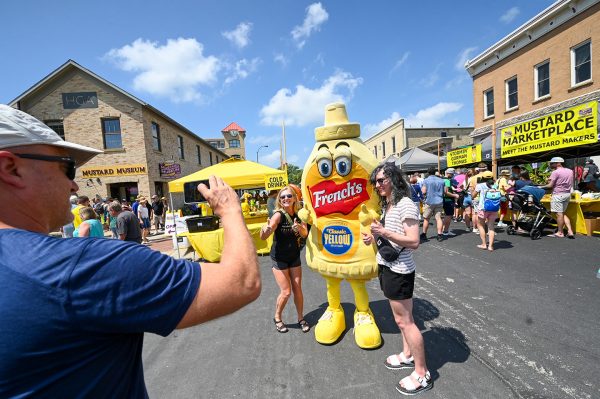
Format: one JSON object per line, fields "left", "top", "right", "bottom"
{"left": 549, "top": 156, "right": 564, "bottom": 163}
{"left": 0, "top": 104, "right": 102, "bottom": 167}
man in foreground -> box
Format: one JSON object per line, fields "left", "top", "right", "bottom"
{"left": 0, "top": 105, "right": 261, "bottom": 397}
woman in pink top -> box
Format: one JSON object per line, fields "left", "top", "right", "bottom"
{"left": 540, "top": 157, "right": 574, "bottom": 238}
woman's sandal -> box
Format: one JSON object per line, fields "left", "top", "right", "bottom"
{"left": 384, "top": 352, "right": 415, "bottom": 370}
{"left": 273, "top": 318, "right": 288, "bottom": 333}
{"left": 396, "top": 370, "right": 433, "bottom": 396}
{"left": 298, "top": 319, "right": 310, "bottom": 333}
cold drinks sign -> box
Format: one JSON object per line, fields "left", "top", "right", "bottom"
{"left": 264, "top": 172, "right": 289, "bottom": 190}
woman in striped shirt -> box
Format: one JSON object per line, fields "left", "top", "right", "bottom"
{"left": 363, "top": 163, "right": 433, "bottom": 396}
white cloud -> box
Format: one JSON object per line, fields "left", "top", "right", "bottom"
{"left": 222, "top": 22, "right": 253, "bottom": 48}
{"left": 291, "top": 3, "right": 329, "bottom": 49}
{"left": 390, "top": 52, "right": 410, "bottom": 74}
{"left": 105, "top": 38, "right": 220, "bottom": 103}
{"left": 455, "top": 47, "right": 477, "bottom": 71}
{"left": 500, "top": 7, "right": 520, "bottom": 24}
{"left": 405, "top": 102, "right": 463, "bottom": 127}
{"left": 274, "top": 53, "right": 289, "bottom": 67}
{"left": 224, "top": 57, "right": 261, "bottom": 85}
{"left": 420, "top": 65, "right": 441, "bottom": 88}
{"left": 247, "top": 134, "right": 281, "bottom": 145}
{"left": 364, "top": 112, "right": 401, "bottom": 137}
{"left": 261, "top": 149, "right": 282, "bottom": 166}
{"left": 260, "top": 70, "right": 363, "bottom": 127}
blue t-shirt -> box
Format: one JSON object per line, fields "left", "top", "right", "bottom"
{"left": 0, "top": 229, "right": 201, "bottom": 398}
{"left": 422, "top": 175, "right": 445, "bottom": 205}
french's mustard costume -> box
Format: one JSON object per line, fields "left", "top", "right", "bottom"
{"left": 298, "top": 103, "right": 381, "bottom": 349}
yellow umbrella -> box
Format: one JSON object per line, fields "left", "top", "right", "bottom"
{"left": 168, "top": 158, "right": 285, "bottom": 192}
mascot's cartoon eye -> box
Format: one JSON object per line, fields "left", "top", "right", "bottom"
{"left": 335, "top": 156, "right": 352, "bottom": 176}
{"left": 317, "top": 158, "right": 333, "bottom": 177}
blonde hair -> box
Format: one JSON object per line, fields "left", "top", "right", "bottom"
{"left": 274, "top": 186, "right": 301, "bottom": 213}
{"left": 79, "top": 206, "right": 98, "bottom": 221}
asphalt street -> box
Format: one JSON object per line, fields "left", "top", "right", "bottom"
{"left": 142, "top": 223, "right": 600, "bottom": 398}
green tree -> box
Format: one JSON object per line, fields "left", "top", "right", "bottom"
{"left": 286, "top": 163, "right": 303, "bottom": 185}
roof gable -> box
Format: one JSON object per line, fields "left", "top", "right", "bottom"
{"left": 221, "top": 122, "right": 246, "bottom": 133}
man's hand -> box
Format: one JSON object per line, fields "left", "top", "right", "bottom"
{"left": 198, "top": 176, "right": 242, "bottom": 220}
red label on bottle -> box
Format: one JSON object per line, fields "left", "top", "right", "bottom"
{"left": 309, "top": 178, "right": 370, "bottom": 217}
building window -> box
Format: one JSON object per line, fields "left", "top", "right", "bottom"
{"left": 209, "top": 152, "right": 213, "bottom": 165}
{"left": 177, "top": 135, "right": 184, "bottom": 159}
{"left": 102, "top": 118, "right": 122, "bottom": 149}
{"left": 571, "top": 40, "right": 591, "bottom": 86}
{"left": 151, "top": 122, "right": 161, "bottom": 151}
{"left": 216, "top": 156, "right": 219, "bottom": 163}
{"left": 229, "top": 139, "right": 240, "bottom": 148}
{"left": 45, "top": 120, "right": 65, "bottom": 140}
{"left": 535, "top": 61, "right": 550, "bottom": 99}
{"left": 382, "top": 142, "right": 386, "bottom": 157}
{"left": 232, "top": 154, "right": 242, "bottom": 159}
{"left": 505, "top": 77, "right": 518, "bottom": 110}
{"left": 374, "top": 146, "right": 378, "bottom": 158}
{"left": 484, "top": 88, "right": 494, "bottom": 118}
{"left": 392, "top": 137, "right": 396, "bottom": 153}
{"left": 196, "top": 145, "right": 202, "bottom": 165}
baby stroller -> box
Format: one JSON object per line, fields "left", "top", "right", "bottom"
{"left": 506, "top": 186, "right": 554, "bottom": 240}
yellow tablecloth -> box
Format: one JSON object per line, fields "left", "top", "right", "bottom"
{"left": 540, "top": 197, "right": 600, "bottom": 235}
{"left": 243, "top": 213, "right": 268, "bottom": 224}
{"left": 180, "top": 222, "right": 272, "bottom": 262}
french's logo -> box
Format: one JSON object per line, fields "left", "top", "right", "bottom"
{"left": 309, "top": 178, "right": 369, "bottom": 217}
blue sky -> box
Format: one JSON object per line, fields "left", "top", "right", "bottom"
{"left": 1, "top": 0, "right": 554, "bottom": 168}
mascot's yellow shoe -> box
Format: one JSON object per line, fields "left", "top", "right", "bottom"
{"left": 353, "top": 309, "right": 381, "bottom": 349}
{"left": 315, "top": 306, "right": 346, "bottom": 345}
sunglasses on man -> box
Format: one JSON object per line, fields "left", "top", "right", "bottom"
{"left": 14, "top": 153, "right": 76, "bottom": 180}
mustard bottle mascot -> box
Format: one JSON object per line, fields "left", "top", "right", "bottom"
{"left": 298, "top": 102, "right": 381, "bottom": 349}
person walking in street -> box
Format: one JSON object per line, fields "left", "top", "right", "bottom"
{"left": 582, "top": 159, "right": 599, "bottom": 192}
{"left": 452, "top": 168, "right": 466, "bottom": 222}
{"left": 441, "top": 168, "right": 459, "bottom": 237}
{"left": 151, "top": 194, "right": 164, "bottom": 235}
{"left": 137, "top": 197, "right": 151, "bottom": 244}
{"left": 496, "top": 169, "right": 511, "bottom": 228}
{"left": 541, "top": 157, "right": 575, "bottom": 238}
{"left": 362, "top": 163, "right": 432, "bottom": 396}
{"left": 110, "top": 201, "right": 143, "bottom": 244}
{"left": 260, "top": 186, "right": 310, "bottom": 334}
{"left": 421, "top": 167, "right": 445, "bottom": 242}
{"left": 73, "top": 207, "right": 105, "bottom": 238}
{"left": 474, "top": 177, "right": 499, "bottom": 251}
{"left": 461, "top": 169, "right": 474, "bottom": 231}
{"left": 71, "top": 195, "right": 90, "bottom": 230}
{"left": 0, "top": 104, "right": 261, "bottom": 398}
{"left": 409, "top": 174, "right": 424, "bottom": 220}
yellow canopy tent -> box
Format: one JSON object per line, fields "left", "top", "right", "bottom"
{"left": 168, "top": 158, "right": 285, "bottom": 192}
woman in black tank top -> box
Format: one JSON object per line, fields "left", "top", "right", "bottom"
{"left": 259, "top": 186, "right": 310, "bottom": 334}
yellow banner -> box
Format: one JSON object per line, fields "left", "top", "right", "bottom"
{"left": 264, "top": 172, "right": 289, "bottom": 190}
{"left": 80, "top": 164, "right": 147, "bottom": 178}
{"left": 500, "top": 101, "right": 598, "bottom": 158}
{"left": 447, "top": 144, "right": 482, "bottom": 167}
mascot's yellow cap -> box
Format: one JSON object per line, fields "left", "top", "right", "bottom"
{"left": 314, "top": 102, "right": 360, "bottom": 142}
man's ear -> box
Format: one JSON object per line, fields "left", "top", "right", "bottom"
{"left": 0, "top": 152, "right": 27, "bottom": 188}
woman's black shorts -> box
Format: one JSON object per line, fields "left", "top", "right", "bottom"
{"left": 272, "top": 256, "right": 301, "bottom": 270}
{"left": 378, "top": 266, "right": 415, "bottom": 300}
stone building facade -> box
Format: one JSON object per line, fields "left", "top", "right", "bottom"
{"left": 363, "top": 119, "right": 474, "bottom": 163}
{"left": 466, "top": 0, "right": 600, "bottom": 143}
{"left": 9, "top": 60, "right": 227, "bottom": 201}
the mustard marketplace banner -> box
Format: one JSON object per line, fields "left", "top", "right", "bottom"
{"left": 500, "top": 101, "right": 598, "bottom": 158}
{"left": 447, "top": 144, "right": 482, "bottom": 167}
{"left": 264, "top": 172, "right": 289, "bottom": 190}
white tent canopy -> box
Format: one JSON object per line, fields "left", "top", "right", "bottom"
{"left": 387, "top": 147, "right": 447, "bottom": 172}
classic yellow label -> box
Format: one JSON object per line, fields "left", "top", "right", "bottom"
{"left": 447, "top": 144, "right": 482, "bottom": 167}
{"left": 500, "top": 101, "right": 598, "bottom": 158}
{"left": 80, "top": 164, "right": 147, "bottom": 177}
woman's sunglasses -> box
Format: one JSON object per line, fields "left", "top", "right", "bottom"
{"left": 14, "top": 153, "right": 76, "bottom": 180}
{"left": 280, "top": 194, "right": 293, "bottom": 199}
{"left": 375, "top": 177, "right": 388, "bottom": 185}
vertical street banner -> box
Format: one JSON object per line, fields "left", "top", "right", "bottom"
{"left": 500, "top": 101, "right": 598, "bottom": 158}
{"left": 446, "top": 144, "right": 482, "bottom": 167}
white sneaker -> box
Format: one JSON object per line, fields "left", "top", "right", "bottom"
{"left": 473, "top": 228, "right": 479, "bottom": 233}
{"left": 442, "top": 231, "right": 456, "bottom": 236}
{"left": 497, "top": 222, "right": 507, "bottom": 228}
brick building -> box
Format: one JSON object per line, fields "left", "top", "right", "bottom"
{"left": 206, "top": 122, "right": 247, "bottom": 159}
{"left": 9, "top": 60, "right": 228, "bottom": 201}
{"left": 466, "top": 0, "right": 600, "bottom": 146}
